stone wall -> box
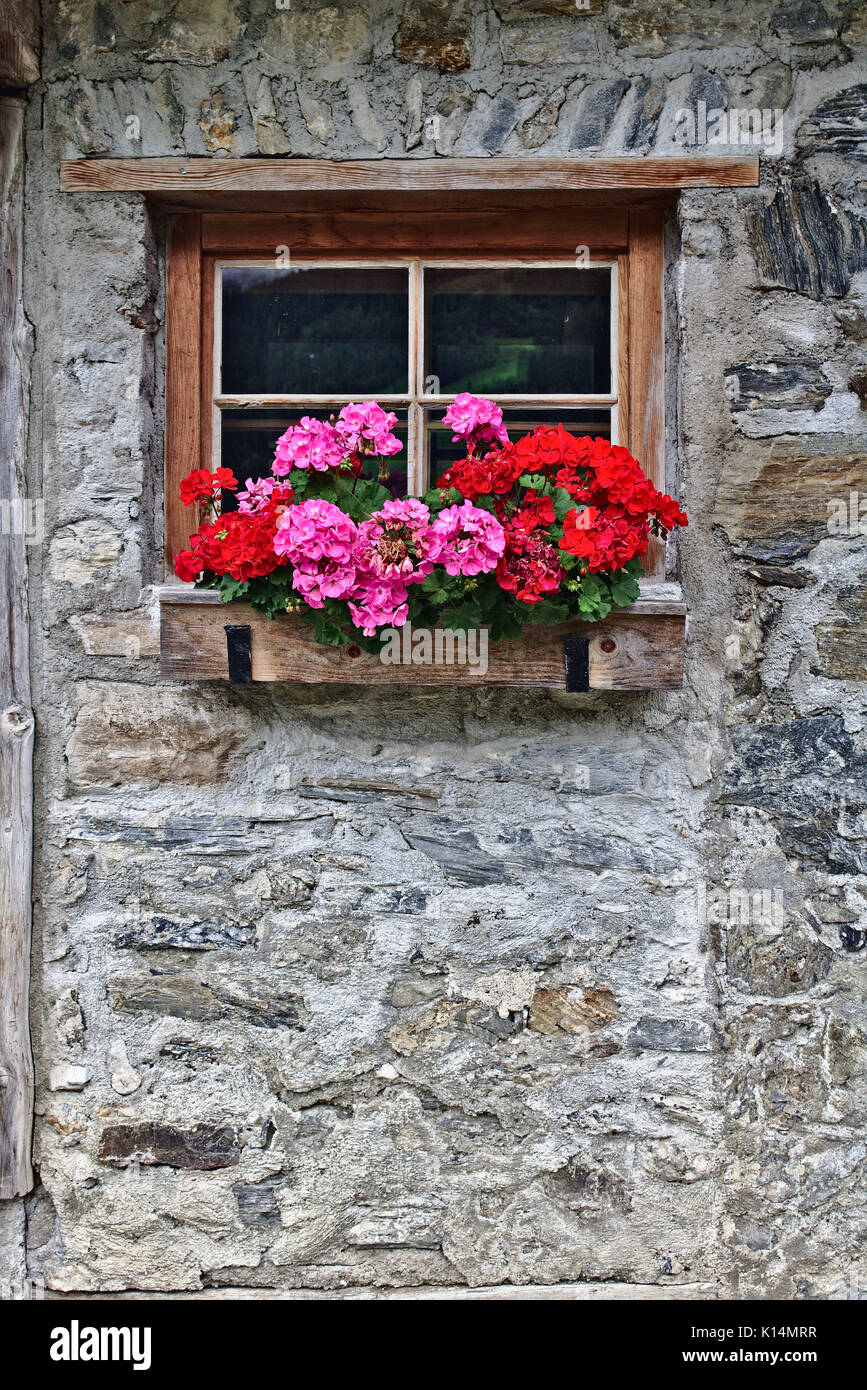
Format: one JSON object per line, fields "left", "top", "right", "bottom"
{"left": 2, "top": 0, "right": 865, "bottom": 1298}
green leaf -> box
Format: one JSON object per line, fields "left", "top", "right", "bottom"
{"left": 423, "top": 487, "right": 451, "bottom": 511}
{"left": 488, "top": 608, "right": 524, "bottom": 643}
{"left": 609, "top": 571, "right": 641, "bottom": 609}
{"left": 549, "top": 487, "right": 575, "bottom": 521}
{"left": 312, "top": 615, "right": 349, "bottom": 646}
{"left": 288, "top": 468, "right": 311, "bottom": 494}
{"left": 527, "top": 599, "right": 571, "bottom": 625}
{"left": 217, "top": 576, "right": 251, "bottom": 604}
{"left": 442, "top": 601, "right": 483, "bottom": 629}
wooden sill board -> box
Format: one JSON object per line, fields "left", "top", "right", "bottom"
{"left": 61, "top": 156, "right": 759, "bottom": 197}
{"left": 158, "top": 588, "right": 686, "bottom": 690}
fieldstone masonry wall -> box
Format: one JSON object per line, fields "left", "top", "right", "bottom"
{"left": 0, "top": 0, "right": 864, "bottom": 1297}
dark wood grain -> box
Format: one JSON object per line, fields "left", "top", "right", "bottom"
{"left": 201, "top": 209, "right": 630, "bottom": 256}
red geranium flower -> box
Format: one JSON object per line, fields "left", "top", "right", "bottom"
{"left": 436, "top": 448, "right": 525, "bottom": 501}
{"left": 560, "top": 507, "right": 650, "bottom": 572}
{"left": 495, "top": 528, "right": 564, "bottom": 604}
{"left": 510, "top": 490, "right": 556, "bottom": 535}
{"left": 180, "top": 467, "right": 238, "bottom": 507}
{"left": 174, "top": 486, "right": 292, "bottom": 583}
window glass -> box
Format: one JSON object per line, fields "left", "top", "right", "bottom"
{"left": 216, "top": 262, "right": 615, "bottom": 497}
{"left": 221, "top": 267, "right": 409, "bottom": 395}
{"left": 424, "top": 267, "right": 611, "bottom": 397}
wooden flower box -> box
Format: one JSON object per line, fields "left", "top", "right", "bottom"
{"left": 158, "top": 581, "right": 686, "bottom": 690}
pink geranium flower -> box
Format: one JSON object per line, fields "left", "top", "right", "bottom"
{"left": 237, "top": 476, "right": 278, "bottom": 514}
{"left": 353, "top": 497, "right": 433, "bottom": 585}
{"left": 274, "top": 498, "right": 357, "bottom": 609}
{"left": 273, "top": 417, "right": 348, "bottom": 475}
{"left": 347, "top": 576, "right": 410, "bottom": 636}
{"left": 336, "top": 401, "right": 403, "bottom": 457}
{"left": 442, "top": 393, "right": 509, "bottom": 449}
{"left": 428, "top": 500, "right": 506, "bottom": 576}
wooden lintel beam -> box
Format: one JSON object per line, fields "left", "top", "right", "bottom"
{"left": 60, "top": 155, "right": 760, "bottom": 196}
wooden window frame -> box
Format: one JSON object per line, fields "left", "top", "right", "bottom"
{"left": 165, "top": 205, "right": 664, "bottom": 572}
{"left": 160, "top": 202, "right": 674, "bottom": 687}
{"left": 210, "top": 254, "right": 621, "bottom": 500}
{"left": 62, "top": 157, "right": 760, "bottom": 687}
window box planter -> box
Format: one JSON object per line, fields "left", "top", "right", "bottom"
{"left": 157, "top": 580, "right": 686, "bottom": 690}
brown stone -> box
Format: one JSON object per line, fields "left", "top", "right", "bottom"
{"left": 395, "top": 1, "right": 471, "bottom": 72}
{"left": 849, "top": 368, "right": 867, "bottom": 408}
{"left": 713, "top": 440, "right": 867, "bottom": 562}
{"left": 528, "top": 984, "right": 619, "bottom": 1035}
{"left": 812, "top": 584, "right": 867, "bottom": 680}
{"left": 198, "top": 92, "right": 234, "bottom": 155}
{"left": 66, "top": 682, "right": 249, "bottom": 788}
{"left": 98, "top": 1122, "right": 239, "bottom": 1170}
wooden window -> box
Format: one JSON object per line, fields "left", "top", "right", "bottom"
{"left": 166, "top": 205, "right": 663, "bottom": 579}
{"left": 159, "top": 203, "right": 676, "bottom": 686}
{"left": 211, "top": 257, "right": 619, "bottom": 501}
{"left": 62, "top": 157, "right": 760, "bottom": 686}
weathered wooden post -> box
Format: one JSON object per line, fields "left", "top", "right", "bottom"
{"left": 0, "top": 1, "right": 40, "bottom": 1200}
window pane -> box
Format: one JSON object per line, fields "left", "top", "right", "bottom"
{"left": 427, "top": 407, "right": 611, "bottom": 487}
{"left": 221, "top": 267, "right": 409, "bottom": 396}
{"left": 220, "top": 409, "right": 408, "bottom": 505}
{"left": 424, "top": 268, "right": 611, "bottom": 397}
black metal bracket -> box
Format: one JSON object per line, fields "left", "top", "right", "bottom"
{"left": 563, "top": 636, "right": 590, "bottom": 692}
{"left": 225, "top": 624, "right": 253, "bottom": 683}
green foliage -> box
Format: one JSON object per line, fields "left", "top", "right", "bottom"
{"left": 244, "top": 570, "right": 295, "bottom": 618}
{"left": 329, "top": 473, "right": 390, "bottom": 521}
{"left": 222, "top": 553, "right": 644, "bottom": 643}
{"left": 423, "top": 485, "right": 462, "bottom": 511}
{"left": 212, "top": 474, "right": 648, "bottom": 648}
{"left": 548, "top": 486, "right": 576, "bottom": 521}
{"left": 518, "top": 472, "right": 547, "bottom": 491}
{"left": 215, "top": 575, "right": 250, "bottom": 605}
{"left": 609, "top": 563, "right": 642, "bottom": 609}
